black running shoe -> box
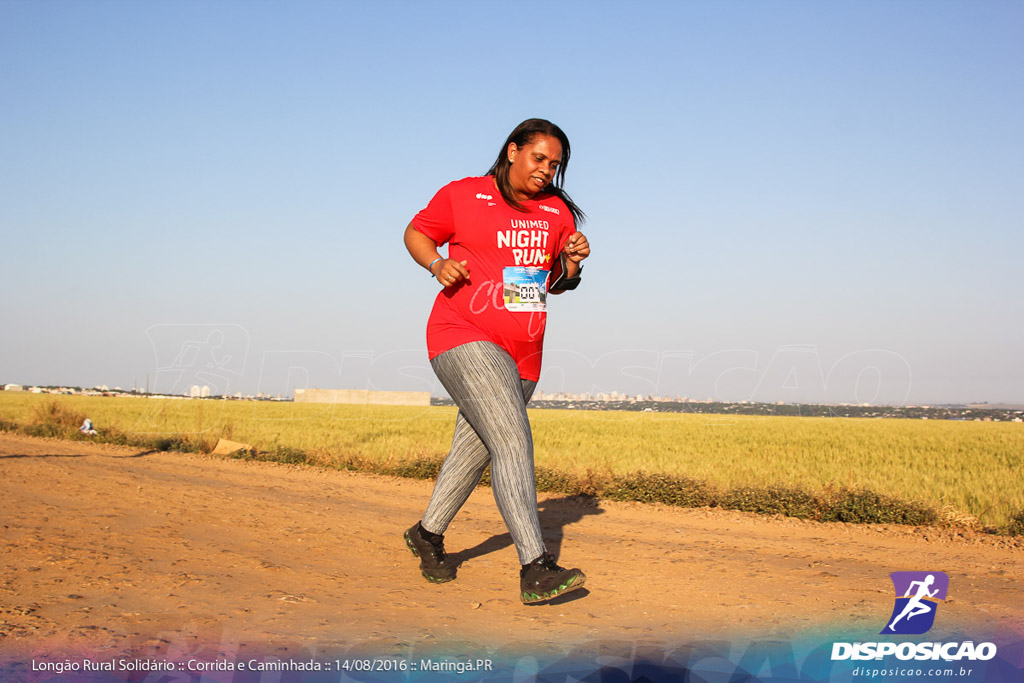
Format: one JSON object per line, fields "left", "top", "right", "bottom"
{"left": 403, "top": 522, "right": 456, "bottom": 583}
{"left": 520, "top": 553, "right": 586, "bottom": 604}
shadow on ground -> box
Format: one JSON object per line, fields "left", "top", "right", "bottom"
{"left": 0, "top": 449, "right": 160, "bottom": 460}
{"left": 449, "top": 495, "right": 605, "bottom": 567}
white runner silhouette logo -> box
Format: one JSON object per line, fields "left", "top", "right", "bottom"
{"left": 881, "top": 571, "right": 948, "bottom": 635}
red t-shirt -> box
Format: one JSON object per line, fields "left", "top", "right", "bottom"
{"left": 411, "top": 176, "right": 576, "bottom": 381}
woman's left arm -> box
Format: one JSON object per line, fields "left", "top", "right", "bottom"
{"left": 550, "top": 231, "right": 590, "bottom": 294}
{"left": 562, "top": 231, "right": 590, "bottom": 278}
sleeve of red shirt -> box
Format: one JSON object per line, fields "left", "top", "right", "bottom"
{"left": 411, "top": 181, "right": 456, "bottom": 246}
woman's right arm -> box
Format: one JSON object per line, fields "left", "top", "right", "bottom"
{"left": 404, "top": 223, "right": 470, "bottom": 287}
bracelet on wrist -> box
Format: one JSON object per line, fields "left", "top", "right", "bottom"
{"left": 427, "top": 257, "right": 443, "bottom": 277}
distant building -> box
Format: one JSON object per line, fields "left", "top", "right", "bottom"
{"left": 3, "top": 384, "right": 23, "bottom": 391}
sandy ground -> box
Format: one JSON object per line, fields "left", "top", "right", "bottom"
{"left": 1, "top": 432, "right": 1022, "bottom": 668}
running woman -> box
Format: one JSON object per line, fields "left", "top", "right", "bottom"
{"left": 402, "top": 118, "right": 590, "bottom": 604}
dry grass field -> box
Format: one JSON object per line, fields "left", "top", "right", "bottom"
{"left": 1, "top": 392, "right": 1021, "bottom": 528}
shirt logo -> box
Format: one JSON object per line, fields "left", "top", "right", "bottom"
{"left": 881, "top": 571, "right": 949, "bottom": 635}
{"left": 475, "top": 193, "right": 493, "bottom": 201}
{"left": 538, "top": 205, "right": 560, "bottom": 215}
{"left": 497, "top": 224, "right": 551, "bottom": 266}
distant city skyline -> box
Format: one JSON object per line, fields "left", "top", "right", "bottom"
{"left": 2, "top": 1, "right": 1021, "bottom": 405}
{"left": 6, "top": 378, "right": 1022, "bottom": 411}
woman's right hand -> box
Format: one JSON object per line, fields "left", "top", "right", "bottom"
{"left": 431, "top": 259, "right": 470, "bottom": 287}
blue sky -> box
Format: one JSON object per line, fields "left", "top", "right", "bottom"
{"left": 2, "top": 0, "right": 1021, "bottom": 405}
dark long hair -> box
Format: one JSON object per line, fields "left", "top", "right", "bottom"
{"left": 486, "top": 118, "right": 585, "bottom": 225}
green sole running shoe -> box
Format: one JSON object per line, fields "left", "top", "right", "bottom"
{"left": 404, "top": 522, "right": 456, "bottom": 583}
{"left": 520, "top": 553, "right": 586, "bottom": 604}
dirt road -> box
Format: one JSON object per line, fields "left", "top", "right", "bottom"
{"left": 1, "top": 432, "right": 1022, "bottom": 667}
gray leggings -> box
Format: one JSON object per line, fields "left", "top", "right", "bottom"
{"left": 422, "top": 341, "right": 544, "bottom": 565}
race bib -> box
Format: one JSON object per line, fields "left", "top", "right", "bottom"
{"left": 502, "top": 266, "right": 548, "bottom": 312}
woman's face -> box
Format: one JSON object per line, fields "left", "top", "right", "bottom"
{"left": 507, "top": 134, "right": 562, "bottom": 201}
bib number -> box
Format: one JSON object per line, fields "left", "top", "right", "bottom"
{"left": 503, "top": 267, "right": 548, "bottom": 312}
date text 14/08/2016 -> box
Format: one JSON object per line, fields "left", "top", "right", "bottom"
{"left": 338, "top": 659, "right": 494, "bottom": 674}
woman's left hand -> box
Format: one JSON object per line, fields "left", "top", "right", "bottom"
{"left": 563, "top": 231, "right": 590, "bottom": 263}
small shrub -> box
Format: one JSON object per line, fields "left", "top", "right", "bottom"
{"left": 1005, "top": 510, "right": 1024, "bottom": 536}
{"left": 153, "top": 436, "right": 201, "bottom": 453}
{"left": 535, "top": 466, "right": 595, "bottom": 495}
{"left": 255, "top": 445, "right": 309, "bottom": 466}
{"left": 153, "top": 438, "right": 175, "bottom": 452}
{"left": 23, "top": 423, "right": 61, "bottom": 438}
{"left": 818, "top": 488, "right": 937, "bottom": 526}
{"left": 387, "top": 455, "right": 443, "bottom": 479}
{"left": 604, "top": 471, "right": 713, "bottom": 508}
{"left": 102, "top": 430, "right": 130, "bottom": 446}
{"left": 29, "top": 399, "right": 86, "bottom": 431}
{"left": 719, "top": 484, "right": 817, "bottom": 518}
